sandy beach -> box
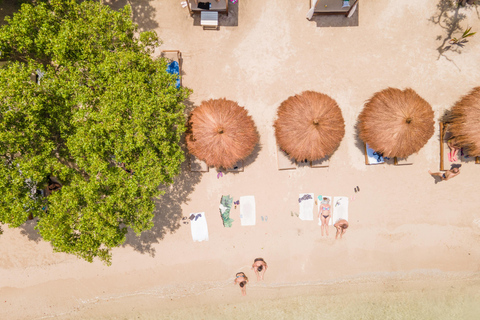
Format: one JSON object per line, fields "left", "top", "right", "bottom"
{"left": 1, "top": 0, "right": 480, "bottom": 319}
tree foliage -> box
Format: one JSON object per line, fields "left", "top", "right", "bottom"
{"left": 0, "top": 0, "right": 190, "bottom": 264}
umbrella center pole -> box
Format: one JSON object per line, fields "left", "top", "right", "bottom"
{"left": 406, "top": 118, "right": 412, "bottom": 124}
{"left": 313, "top": 119, "right": 319, "bottom": 125}
{"left": 217, "top": 128, "right": 224, "bottom": 134}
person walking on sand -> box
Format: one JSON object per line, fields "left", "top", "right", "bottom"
{"left": 428, "top": 167, "right": 460, "bottom": 181}
{"left": 234, "top": 272, "right": 248, "bottom": 296}
{"left": 251, "top": 258, "right": 267, "bottom": 281}
{"left": 318, "top": 197, "right": 331, "bottom": 236}
{"left": 334, "top": 219, "right": 348, "bottom": 239}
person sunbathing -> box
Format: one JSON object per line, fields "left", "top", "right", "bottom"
{"left": 428, "top": 167, "right": 460, "bottom": 181}
{"left": 251, "top": 258, "right": 268, "bottom": 281}
{"left": 318, "top": 198, "right": 331, "bottom": 236}
{"left": 334, "top": 219, "right": 348, "bottom": 239}
{"left": 234, "top": 272, "right": 248, "bottom": 296}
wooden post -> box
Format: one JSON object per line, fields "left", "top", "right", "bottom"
{"left": 394, "top": 157, "right": 398, "bottom": 165}
{"left": 476, "top": 156, "right": 480, "bottom": 164}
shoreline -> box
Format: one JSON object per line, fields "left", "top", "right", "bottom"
{"left": 44, "top": 270, "right": 480, "bottom": 319}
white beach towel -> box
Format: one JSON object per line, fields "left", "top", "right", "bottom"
{"left": 299, "top": 193, "right": 314, "bottom": 221}
{"left": 240, "top": 196, "right": 256, "bottom": 226}
{"left": 366, "top": 143, "right": 385, "bottom": 164}
{"left": 317, "top": 195, "right": 333, "bottom": 226}
{"left": 306, "top": 0, "right": 318, "bottom": 20}
{"left": 333, "top": 197, "right": 349, "bottom": 224}
{"left": 190, "top": 212, "right": 209, "bottom": 242}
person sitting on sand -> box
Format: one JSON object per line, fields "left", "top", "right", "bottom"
{"left": 447, "top": 137, "right": 460, "bottom": 162}
{"left": 428, "top": 167, "right": 460, "bottom": 181}
{"left": 334, "top": 219, "right": 348, "bottom": 239}
{"left": 251, "top": 258, "right": 267, "bottom": 281}
{"left": 318, "top": 198, "right": 331, "bottom": 236}
{"left": 234, "top": 272, "right": 248, "bottom": 296}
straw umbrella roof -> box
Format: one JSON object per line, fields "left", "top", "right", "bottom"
{"left": 186, "top": 98, "right": 259, "bottom": 169}
{"left": 358, "top": 88, "right": 434, "bottom": 159}
{"left": 449, "top": 87, "right": 480, "bottom": 156}
{"left": 274, "top": 91, "right": 345, "bottom": 161}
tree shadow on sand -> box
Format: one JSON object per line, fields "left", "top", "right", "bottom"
{"left": 103, "top": 0, "right": 158, "bottom": 32}
{"left": 429, "top": 0, "right": 480, "bottom": 69}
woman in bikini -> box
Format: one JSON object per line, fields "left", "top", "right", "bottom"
{"left": 447, "top": 137, "right": 460, "bottom": 162}
{"left": 234, "top": 272, "right": 249, "bottom": 296}
{"left": 318, "top": 197, "right": 331, "bottom": 236}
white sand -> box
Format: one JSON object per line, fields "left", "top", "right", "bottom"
{"left": 2, "top": 0, "right": 480, "bottom": 319}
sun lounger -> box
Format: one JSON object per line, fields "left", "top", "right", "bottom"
{"left": 364, "top": 143, "right": 384, "bottom": 165}
{"left": 190, "top": 154, "right": 209, "bottom": 172}
{"left": 227, "top": 160, "right": 244, "bottom": 172}
{"left": 310, "top": 156, "right": 329, "bottom": 168}
{"left": 190, "top": 212, "right": 209, "bottom": 242}
{"left": 332, "top": 196, "right": 348, "bottom": 224}
{"left": 299, "top": 193, "right": 314, "bottom": 221}
{"left": 161, "top": 50, "right": 181, "bottom": 88}
{"left": 308, "top": 0, "right": 359, "bottom": 19}
{"left": 240, "top": 196, "right": 256, "bottom": 226}
{"left": 201, "top": 11, "right": 219, "bottom": 29}
{"left": 317, "top": 195, "right": 333, "bottom": 225}
{"left": 277, "top": 146, "right": 296, "bottom": 170}
{"left": 187, "top": 0, "right": 228, "bottom": 16}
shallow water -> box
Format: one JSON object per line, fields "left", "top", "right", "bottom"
{"left": 72, "top": 274, "right": 480, "bottom": 320}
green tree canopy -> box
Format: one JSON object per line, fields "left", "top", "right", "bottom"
{"left": 0, "top": 0, "right": 190, "bottom": 264}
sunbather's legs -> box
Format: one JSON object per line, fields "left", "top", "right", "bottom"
{"left": 320, "top": 216, "right": 326, "bottom": 236}
{"left": 428, "top": 170, "right": 445, "bottom": 180}
{"left": 325, "top": 216, "right": 330, "bottom": 236}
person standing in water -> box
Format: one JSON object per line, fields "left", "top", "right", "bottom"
{"left": 234, "top": 272, "right": 248, "bottom": 296}
{"left": 251, "top": 258, "right": 268, "bottom": 281}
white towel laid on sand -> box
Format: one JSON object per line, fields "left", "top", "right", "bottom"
{"left": 240, "top": 196, "right": 256, "bottom": 226}
{"left": 366, "top": 143, "right": 385, "bottom": 164}
{"left": 190, "top": 212, "right": 209, "bottom": 242}
{"left": 333, "top": 197, "right": 349, "bottom": 224}
{"left": 317, "top": 195, "right": 333, "bottom": 226}
{"left": 299, "top": 193, "right": 314, "bottom": 221}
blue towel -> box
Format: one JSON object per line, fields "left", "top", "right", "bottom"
{"left": 166, "top": 61, "right": 180, "bottom": 89}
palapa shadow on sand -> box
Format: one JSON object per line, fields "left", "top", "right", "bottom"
{"left": 309, "top": 8, "right": 359, "bottom": 28}
{"left": 191, "top": 2, "right": 239, "bottom": 28}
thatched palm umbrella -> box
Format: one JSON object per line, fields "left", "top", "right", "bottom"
{"left": 449, "top": 87, "right": 480, "bottom": 156}
{"left": 358, "top": 88, "right": 434, "bottom": 159}
{"left": 186, "top": 98, "right": 259, "bottom": 169}
{"left": 274, "top": 91, "right": 345, "bottom": 161}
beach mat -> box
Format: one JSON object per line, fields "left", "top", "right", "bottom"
{"left": 317, "top": 195, "right": 333, "bottom": 226}
{"left": 240, "top": 196, "right": 256, "bottom": 226}
{"left": 190, "top": 212, "right": 209, "bottom": 242}
{"left": 299, "top": 193, "right": 314, "bottom": 221}
{"left": 333, "top": 197, "right": 349, "bottom": 224}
